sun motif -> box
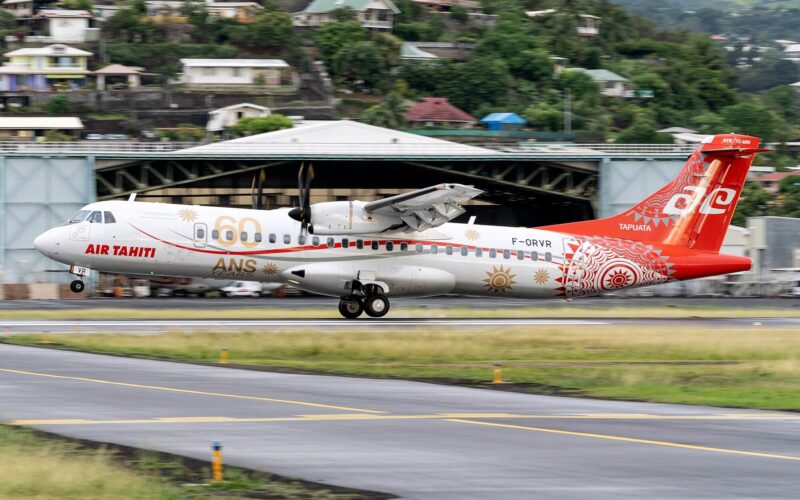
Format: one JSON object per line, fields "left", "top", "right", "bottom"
{"left": 483, "top": 265, "right": 517, "bottom": 293}
{"left": 262, "top": 263, "right": 279, "bottom": 275}
{"left": 178, "top": 208, "right": 198, "bottom": 222}
{"left": 464, "top": 229, "right": 480, "bottom": 242}
{"left": 603, "top": 267, "right": 634, "bottom": 289}
{"left": 533, "top": 269, "right": 550, "bottom": 285}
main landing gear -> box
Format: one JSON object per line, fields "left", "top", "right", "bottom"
{"left": 338, "top": 286, "right": 390, "bottom": 319}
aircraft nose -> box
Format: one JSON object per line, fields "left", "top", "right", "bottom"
{"left": 34, "top": 229, "right": 54, "bottom": 255}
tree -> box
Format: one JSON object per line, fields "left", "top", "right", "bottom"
{"left": 689, "top": 111, "right": 730, "bottom": 135}
{"left": 329, "top": 7, "right": 356, "bottom": 21}
{"left": 250, "top": 10, "right": 294, "bottom": 48}
{"left": 450, "top": 5, "right": 468, "bottom": 23}
{"left": 732, "top": 181, "right": 774, "bottom": 226}
{"left": 616, "top": 112, "right": 673, "bottom": 144}
{"left": 229, "top": 115, "right": 294, "bottom": 137}
{"left": 312, "top": 21, "right": 366, "bottom": 63}
{"left": 46, "top": 96, "right": 69, "bottom": 114}
{"left": 437, "top": 57, "right": 512, "bottom": 113}
{"left": 107, "top": 9, "right": 151, "bottom": 42}
{"left": 778, "top": 175, "right": 800, "bottom": 218}
{"left": 359, "top": 92, "right": 408, "bottom": 129}
{"left": 720, "top": 103, "right": 784, "bottom": 142}
{"left": 522, "top": 102, "right": 562, "bottom": 131}
{"left": 333, "top": 41, "right": 387, "bottom": 90}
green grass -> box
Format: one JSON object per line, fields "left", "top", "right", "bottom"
{"left": 0, "top": 425, "right": 376, "bottom": 499}
{"left": 0, "top": 305, "right": 798, "bottom": 320}
{"left": 8, "top": 326, "right": 800, "bottom": 411}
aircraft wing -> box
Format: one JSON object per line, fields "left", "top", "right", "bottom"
{"left": 364, "top": 183, "right": 483, "bottom": 231}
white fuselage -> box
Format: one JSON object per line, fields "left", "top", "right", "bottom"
{"left": 35, "top": 200, "right": 566, "bottom": 299}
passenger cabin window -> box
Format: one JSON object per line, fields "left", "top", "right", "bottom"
{"left": 517, "top": 250, "right": 525, "bottom": 260}
{"left": 545, "top": 252, "right": 552, "bottom": 262}
{"left": 356, "top": 239, "right": 363, "bottom": 249}
{"left": 446, "top": 246, "right": 453, "bottom": 255}
{"left": 269, "top": 233, "right": 276, "bottom": 243}
{"left": 386, "top": 242, "right": 393, "bottom": 251}
{"left": 103, "top": 212, "right": 116, "bottom": 224}
{"left": 503, "top": 249, "right": 510, "bottom": 259}
{"left": 415, "top": 243, "right": 423, "bottom": 253}
{"left": 327, "top": 238, "right": 334, "bottom": 248}
{"left": 196, "top": 227, "right": 205, "bottom": 239}
{"left": 400, "top": 242, "right": 408, "bottom": 252}
{"left": 240, "top": 232, "right": 248, "bottom": 242}
{"left": 88, "top": 211, "right": 102, "bottom": 224}
{"left": 298, "top": 235, "right": 306, "bottom": 245}
{"left": 475, "top": 247, "right": 483, "bottom": 257}
{"left": 342, "top": 238, "right": 349, "bottom": 248}
{"left": 283, "top": 234, "right": 291, "bottom": 244}
{"left": 460, "top": 247, "right": 468, "bottom": 256}
{"left": 254, "top": 233, "right": 262, "bottom": 243}
{"left": 313, "top": 236, "right": 320, "bottom": 246}
{"left": 531, "top": 251, "right": 539, "bottom": 261}
{"left": 212, "top": 230, "right": 219, "bottom": 239}
{"left": 431, "top": 244, "right": 438, "bottom": 254}
{"left": 489, "top": 248, "right": 496, "bottom": 258}
{"left": 371, "top": 241, "right": 379, "bottom": 250}
{"left": 226, "top": 230, "right": 234, "bottom": 241}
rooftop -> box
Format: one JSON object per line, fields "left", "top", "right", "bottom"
{"left": 568, "top": 68, "right": 631, "bottom": 82}
{"left": 301, "top": 0, "right": 399, "bottom": 14}
{"left": 209, "top": 102, "right": 271, "bottom": 114}
{"left": 4, "top": 44, "right": 92, "bottom": 57}
{"left": 0, "top": 117, "right": 83, "bottom": 129}
{"left": 405, "top": 97, "right": 477, "bottom": 124}
{"left": 36, "top": 9, "right": 92, "bottom": 18}
{"left": 94, "top": 64, "right": 146, "bottom": 75}
{"left": 180, "top": 58, "right": 289, "bottom": 68}
{"left": 400, "top": 43, "right": 439, "bottom": 60}
{"left": 481, "top": 112, "right": 527, "bottom": 124}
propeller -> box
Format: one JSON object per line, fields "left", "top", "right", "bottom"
{"left": 250, "top": 168, "right": 267, "bottom": 210}
{"left": 288, "top": 162, "right": 315, "bottom": 235}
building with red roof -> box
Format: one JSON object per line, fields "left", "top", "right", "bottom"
{"left": 405, "top": 97, "right": 477, "bottom": 129}
{"left": 752, "top": 172, "right": 800, "bottom": 194}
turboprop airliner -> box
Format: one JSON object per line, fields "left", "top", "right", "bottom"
{"left": 34, "top": 133, "right": 763, "bottom": 318}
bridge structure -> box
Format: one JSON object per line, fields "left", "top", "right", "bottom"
{"left": 0, "top": 137, "right": 693, "bottom": 284}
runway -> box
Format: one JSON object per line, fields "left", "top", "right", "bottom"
{"left": 1, "top": 344, "right": 799, "bottom": 499}
{"left": 2, "top": 316, "right": 800, "bottom": 333}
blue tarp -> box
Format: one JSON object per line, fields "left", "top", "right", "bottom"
{"left": 480, "top": 113, "right": 527, "bottom": 130}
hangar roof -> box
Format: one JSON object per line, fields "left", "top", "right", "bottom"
{"left": 182, "top": 120, "right": 499, "bottom": 157}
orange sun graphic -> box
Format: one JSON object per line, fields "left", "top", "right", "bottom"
{"left": 484, "top": 265, "right": 516, "bottom": 293}
{"left": 533, "top": 269, "right": 549, "bottom": 285}
{"left": 465, "top": 229, "right": 480, "bottom": 241}
{"left": 262, "top": 263, "right": 278, "bottom": 275}
{"left": 178, "top": 208, "right": 198, "bottom": 222}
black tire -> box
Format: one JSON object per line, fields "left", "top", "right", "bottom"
{"left": 70, "top": 280, "right": 85, "bottom": 294}
{"left": 364, "top": 294, "right": 390, "bottom": 318}
{"left": 338, "top": 297, "right": 364, "bottom": 319}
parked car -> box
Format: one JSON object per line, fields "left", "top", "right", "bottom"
{"left": 220, "top": 281, "right": 263, "bottom": 297}
{"left": 85, "top": 133, "right": 104, "bottom": 140}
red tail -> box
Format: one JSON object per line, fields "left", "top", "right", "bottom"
{"left": 542, "top": 134, "right": 767, "bottom": 252}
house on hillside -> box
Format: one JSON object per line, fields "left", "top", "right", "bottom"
{"left": 411, "top": 0, "right": 496, "bottom": 25}
{"left": 577, "top": 14, "right": 600, "bottom": 39}
{"left": 785, "top": 44, "right": 800, "bottom": 62}
{"left": 206, "top": 2, "right": 263, "bottom": 22}
{"left": 753, "top": 172, "right": 799, "bottom": 194}
{"left": 179, "top": 59, "right": 291, "bottom": 88}
{"left": 1, "top": 0, "right": 33, "bottom": 17}
{"left": 405, "top": 97, "right": 477, "bottom": 128}
{"left": 481, "top": 112, "right": 526, "bottom": 131}
{"left": 94, "top": 64, "right": 151, "bottom": 90}
{"left": 400, "top": 43, "right": 440, "bottom": 62}
{"left": 0, "top": 44, "right": 92, "bottom": 91}
{"left": 29, "top": 9, "right": 97, "bottom": 43}
{"left": 207, "top": 103, "right": 271, "bottom": 135}
{"left": 568, "top": 68, "right": 632, "bottom": 98}
{"left": 293, "top": 0, "right": 400, "bottom": 31}
{"left": 0, "top": 116, "right": 83, "bottom": 140}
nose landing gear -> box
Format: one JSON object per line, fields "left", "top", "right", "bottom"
{"left": 69, "top": 280, "right": 85, "bottom": 293}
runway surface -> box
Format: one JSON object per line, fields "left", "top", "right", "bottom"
{"left": 1, "top": 316, "right": 799, "bottom": 333}
{"left": 1, "top": 344, "right": 799, "bottom": 499}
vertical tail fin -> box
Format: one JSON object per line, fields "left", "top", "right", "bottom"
{"left": 541, "top": 134, "right": 767, "bottom": 252}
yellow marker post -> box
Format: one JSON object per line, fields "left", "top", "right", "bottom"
{"left": 211, "top": 440, "right": 223, "bottom": 483}
{"left": 220, "top": 348, "right": 229, "bottom": 364}
{"left": 492, "top": 362, "right": 503, "bottom": 384}
{"left": 41, "top": 332, "right": 51, "bottom": 344}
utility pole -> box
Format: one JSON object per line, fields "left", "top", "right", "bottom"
{"left": 563, "top": 87, "right": 572, "bottom": 136}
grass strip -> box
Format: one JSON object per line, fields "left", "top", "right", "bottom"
{"left": 0, "top": 305, "right": 798, "bottom": 320}
{"left": 6, "top": 326, "right": 800, "bottom": 411}
{"left": 0, "top": 424, "right": 387, "bottom": 499}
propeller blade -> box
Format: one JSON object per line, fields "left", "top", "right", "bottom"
{"left": 250, "top": 173, "right": 257, "bottom": 210}
{"left": 256, "top": 168, "right": 266, "bottom": 210}
{"left": 297, "top": 162, "right": 306, "bottom": 217}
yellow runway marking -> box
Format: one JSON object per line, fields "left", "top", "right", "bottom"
{"left": 8, "top": 412, "right": 799, "bottom": 426}
{"left": 447, "top": 419, "right": 800, "bottom": 462}
{"left": 0, "top": 367, "right": 384, "bottom": 414}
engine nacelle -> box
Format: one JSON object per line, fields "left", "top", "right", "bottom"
{"left": 309, "top": 201, "right": 399, "bottom": 235}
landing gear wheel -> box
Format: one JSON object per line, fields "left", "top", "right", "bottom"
{"left": 69, "top": 280, "right": 85, "bottom": 294}
{"left": 364, "top": 294, "right": 390, "bottom": 318}
{"left": 338, "top": 296, "right": 364, "bottom": 319}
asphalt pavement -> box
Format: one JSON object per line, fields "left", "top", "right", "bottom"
{"left": 1, "top": 344, "right": 798, "bottom": 499}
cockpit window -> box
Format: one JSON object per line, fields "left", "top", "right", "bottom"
{"left": 104, "top": 211, "right": 116, "bottom": 224}
{"left": 68, "top": 210, "right": 90, "bottom": 224}
{"left": 88, "top": 211, "right": 103, "bottom": 224}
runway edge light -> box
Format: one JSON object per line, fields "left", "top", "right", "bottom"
{"left": 211, "top": 440, "right": 224, "bottom": 483}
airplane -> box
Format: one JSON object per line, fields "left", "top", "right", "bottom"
{"left": 34, "top": 133, "right": 765, "bottom": 318}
